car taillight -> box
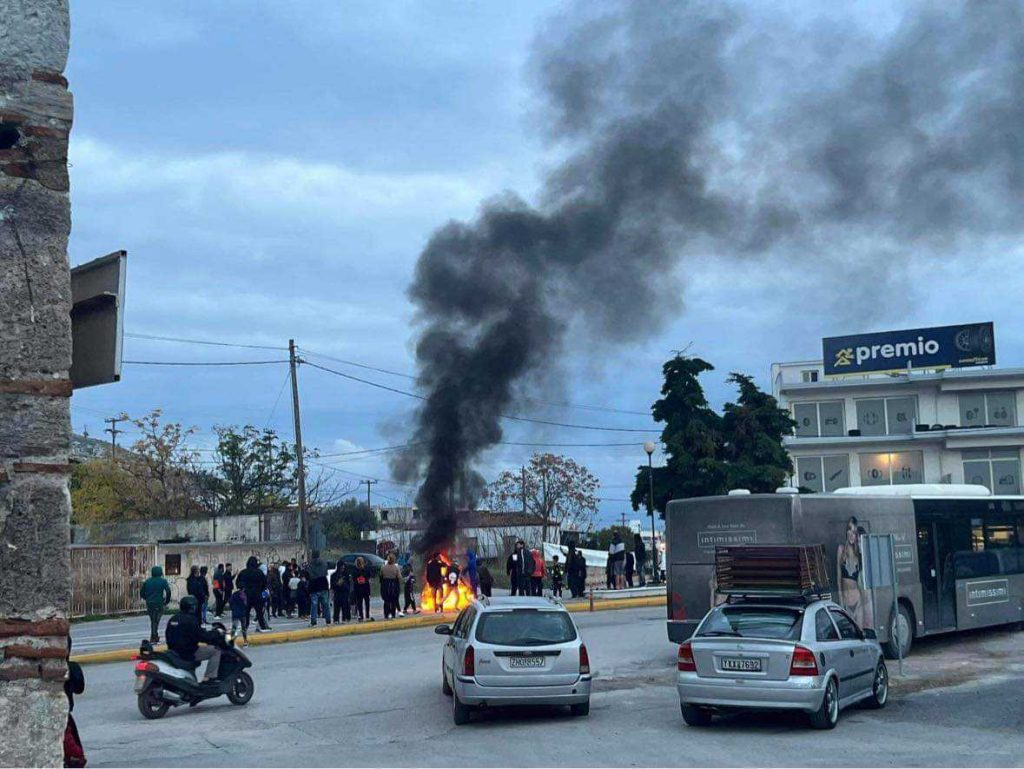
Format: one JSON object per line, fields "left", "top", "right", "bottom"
{"left": 677, "top": 642, "right": 696, "bottom": 672}
{"left": 579, "top": 644, "right": 590, "bottom": 675}
{"left": 463, "top": 645, "right": 475, "bottom": 677}
{"left": 134, "top": 661, "right": 157, "bottom": 675}
{"left": 789, "top": 645, "right": 818, "bottom": 676}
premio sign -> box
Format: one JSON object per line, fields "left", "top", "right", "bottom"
{"left": 823, "top": 322, "right": 995, "bottom": 378}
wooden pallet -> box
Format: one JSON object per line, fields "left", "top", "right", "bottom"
{"left": 715, "top": 545, "right": 831, "bottom": 596}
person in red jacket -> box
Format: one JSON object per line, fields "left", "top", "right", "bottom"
{"left": 530, "top": 548, "right": 545, "bottom": 596}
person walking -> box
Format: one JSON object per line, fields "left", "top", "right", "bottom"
{"left": 198, "top": 565, "right": 211, "bottom": 623}
{"left": 633, "top": 533, "right": 647, "bottom": 587}
{"left": 186, "top": 566, "right": 205, "bottom": 621}
{"left": 425, "top": 552, "right": 445, "bottom": 612}
{"left": 212, "top": 563, "right": 226, "bottom": 618}
{"left": 307, "top": 550, "right": 331, "bottom": 627}
{"left": 550, "top": 555, "right": 564, "bottom": 598}
{"left": 331, "top": 559, "right": 352, "bottom": 623}
{"left": 229, "top": 587, "right": 249, "bottom": 646}
{"left": 140, "top": 565, "right": 171, "bottom": 642}
{"left": 624, "top": 549, "right": 636, "bottom": 589}
{"left": 237, "top": 556, "right": 269, "bottom": 631}
{"left": 380, "top": 552, "right": 401, "bottom": 620}
{"left": 223, "top": 563, "right": 235, "bottom": 600}
{"left": 506, "top": 540, "right": 533, "bottom": 596}
{"left": 609, "top": 530, "right": 626, "bottom": 589}
{"left": 352, "top": 556, "right": 373, "bottom": 622}
{"left": 478, "top": 563, "right": 493, "bottom": 597}
{"left": 402, "top": 563, "right": 419, "bottom": 615}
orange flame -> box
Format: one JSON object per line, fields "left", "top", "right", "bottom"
{"left": 421, "top": 552, "right": 476, "bottom": 613}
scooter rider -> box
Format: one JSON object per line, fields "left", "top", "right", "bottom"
{"left": 165, "top": 596, "right": 227, "bottom": 685}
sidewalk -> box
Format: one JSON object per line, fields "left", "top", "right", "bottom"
{"left": 71, "top": 592, "right": 663, "bottom": 665}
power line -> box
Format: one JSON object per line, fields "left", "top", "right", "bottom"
{"left": 298, "top": 347, "right": 416, "bottom": 381}
{"left": 303, "top": 360, "right": 655, "bottom": 434}
{"left": 125, "top": 332, "right": 287, "bottom": 351}
{"left": 264, "top": 368, "right": 293, "bottom": 428}
{"left": 122, "top": 359, "right": 289, "bottom": 366}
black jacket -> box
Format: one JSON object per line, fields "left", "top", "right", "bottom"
{"left": 165, "top": 611, "right": 224, "bottom": 660}
{"left": 506, "top": 549, "right": 533, "bottom": 578}
{"left": 331, "top": 565, "right": 351, "bottom": 594}
{"left": 478, "top": 565, "right": 493, "bottom": 588}
{"left": 186, "top": 575, "right": 204, "bottom": 600}
{"left": 223, "top": 570, "right": 235, "bottom": 593}
{"left": 425, "top": 558, "right": 444, "bottom": 587}
{"left": 237, "top": 563, "right": 266, "bottom": 598}
{"left": 352, "top": 566, "right": 373, "bottom": 593}
{"left": 307, "top": 557, "right": 329, "bottom": 593}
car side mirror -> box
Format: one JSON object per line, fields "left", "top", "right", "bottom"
{"left": 862, "top": 628, "right": 877, "bottom": 641}
{"left": 434, "top": 624, "right": 453, "bottom": 636}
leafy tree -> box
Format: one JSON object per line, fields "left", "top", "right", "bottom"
{"left": 212, "top": 425, "right": 298, "bottom": 516}
{"left": 631, "top": 356, "right": 725, "bottom": 516}
{"left": 485, "top": 453, "right": 599, "bottom": 543}
{"left": 320, "top": 498, "right": 378, "bottom": 546}
{"left": 70, "top": 460, "right": 140, "bottom": 524}
{"left": 713, "top": 373, "right": 795, "bottom": 492}
{"left": 121, "top": 409, "right": 208, "bottom": 519}
{"left": 631, "top": 357, "right": 796, "bottom": 516}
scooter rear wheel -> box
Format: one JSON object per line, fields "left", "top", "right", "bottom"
{"left": 138, "top": 686, "right": 170, "bottom": 719}
{"left": 227, "top": 671, "right": 254, "bottom": 705}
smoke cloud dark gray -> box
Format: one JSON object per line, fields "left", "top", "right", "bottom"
{"left": 394, "top": 0, "right": 1024, "bottom": 553}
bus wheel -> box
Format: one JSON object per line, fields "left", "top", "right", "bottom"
{"left": 882, "top": 603, "right": 913, "bottom": 660}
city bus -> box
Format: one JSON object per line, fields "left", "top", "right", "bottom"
{"left": 665, "top": 485, "right": 1024, "bottom": 657}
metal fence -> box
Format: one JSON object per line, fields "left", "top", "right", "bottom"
{"left": 70, "top": 544, "right": 157, "bottom": 618}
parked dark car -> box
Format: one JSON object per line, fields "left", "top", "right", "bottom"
{"left": 337, "top": 552, "right": 386, "bottom": 575}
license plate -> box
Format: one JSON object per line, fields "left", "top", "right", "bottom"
{"left": 721, "top": 657, "right": 762, "bottom": 672}
{"left": 509, "top": 656, "right": 545, "bottom": 669}
{"left": 133, "top": 676, "right": 146, "bottom": 693}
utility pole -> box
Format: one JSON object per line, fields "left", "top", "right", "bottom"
{"left": 104, "top": 415, "right": 124, "bottom": 465}
{"left": 620, "top": 512, "right": 628, "bottom": 528}
{"left": 289, "top": 339, "right": 308, "bottom": 548}
{"left": 362, "top": 479, "right": 377, "bottom": 511}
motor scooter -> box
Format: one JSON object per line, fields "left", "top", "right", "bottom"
{"left": 133, "top": 623, "right": 254, "bottom": 719}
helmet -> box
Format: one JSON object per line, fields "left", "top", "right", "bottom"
{"left": 179, "top": 595, "right": 198, "bottom": 615}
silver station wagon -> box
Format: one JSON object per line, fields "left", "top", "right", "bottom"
{"left": 436, "top": 596, "right": 592, "bottom": 725}
{"left": 677, "top": 597, "right": 888, "bottom": 729}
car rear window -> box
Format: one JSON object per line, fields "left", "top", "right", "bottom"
{"left": 474, "top": 610, "right": 577, "bottom": 646}
{"left": 697, "top": 607, "right": 803, "bottom": 640}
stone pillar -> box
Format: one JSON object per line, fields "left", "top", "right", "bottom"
{"left": 0, "top": 2, "right": 74, "bottom": 766}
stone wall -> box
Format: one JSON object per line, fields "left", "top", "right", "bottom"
{"left": 70, "top": 510, "right": 300, "bottom": 545}
{"left": 0, "top": 1, "right": 74, "bottom": 765}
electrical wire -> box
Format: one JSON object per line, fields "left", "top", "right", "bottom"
{"left": 126, "top": 332, "right": 287, "bottom": 351}
{"left": 302, "top": 360, "right": 655, "bottom": 434}
{"left": 123, "top": 360, "right": 288, "bottom": 366}
{"left": 264, "top": 368, "right": 293, "bottom": 428}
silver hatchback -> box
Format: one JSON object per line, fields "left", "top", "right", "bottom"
{"left": 677, "top": 597, "right": 888, "bottom": 729}
{"left": 436, "top": 596, "right": 592, "bottom": 725}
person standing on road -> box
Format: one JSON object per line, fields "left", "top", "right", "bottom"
{"left": 478, "top": 563, "right": 493, "bottom": 597}
{"left": 223, "top": 563, "right": 234, "bottom": 600}
{"left": 550, "top": 555, "right": 564, "bottom": 598}
{"left": 402, "top": 563, "right": 419, "bottom": 615}
{"left": 352, "top": 556, "right": 373, "bottom": 622}
{"left": 199, "top": 565, "right": 211, "bottom": 623}
{"left": 506, "top": 540, "right": 532, "bottom": 596}
{"left": 609, "top": 531, "right": 626, "bottom": 590}
{"left": 331, "top": 559, "right": 352, "bottom": 623}
{"left": 425, "top": 552, "right": 445, "bottom": 611}
{"left": 565, "top": 543, "right": 580, "bottom": 598}
{"left": 466, "top": 548, "right": 480, "bottom": 598}
{"left": 237, "top": 556, "right": 269, "bottom": 632}
{"left": 212, "top": 563, "right": 226, "bottom": 618}
{"left": 186, "top": 566, "right": 205, "bottom": 620}
{"left": 633, "top": 533, "right": 647, "bottom": 587}
{"left": 268, "top": 561, "right": 284, "bottom": 619}
{"left": 229, "top": 587, "right": 249, "bottom": 646}
{"left": 572, "top": 546, "right": 589, "bottom": 597}
{"left": 307, "top": 550, "right": 331, "bottom": 627}
{"left": 140, "top": 565, "right": 171, "bottom": 643}
{"left": 624, "top": 549, "right": 635, "bottom": 589}
{"left": 380, "top": 552, "right": 401, "bottom": 620}
{"left": 530, "top": 548, "right": 545, "bottom": 596}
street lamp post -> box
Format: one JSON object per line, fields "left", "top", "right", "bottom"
{"left": 644, "top": 441, "right": 658, "bottom": 585}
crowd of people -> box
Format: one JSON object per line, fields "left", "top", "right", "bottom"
{"left": 605, "top": 531, "right": 649, "bottom": 590}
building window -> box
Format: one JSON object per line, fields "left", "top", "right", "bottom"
{"left": 792, "top": 401, "right": 845, "bottom": 437}
{"left": 802, "top": 370, "right": 819, "bottom": 383}
{"left": 164, "top": 553, "right": 182, "bottom": 576}
{"left": 856, "top": 397, "right": 917, "bottom": 436}
{"left": 962, "top": 448, "right": 1021, "bottom": 494}
{"left": 858, "top": 451, "right": 924, "bottom": 486}
{"left": 795, "top": 455, "right": 849, "bottom": 492}
{"left": 958, "top": 391, "right": 1017, "bottom": 428}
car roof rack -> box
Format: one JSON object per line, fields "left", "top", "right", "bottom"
{"left": 545, "top": 595, "right": 563, "bottom": 606}
{"left": 724, "top": 590, "right": 833, "bottom": 607}
{"left": 477, "top": 594, "right": 490, "bottom": 608}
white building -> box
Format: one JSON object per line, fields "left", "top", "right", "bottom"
{"left": 772, "top": 360, "right": 1024, "bottom": 494}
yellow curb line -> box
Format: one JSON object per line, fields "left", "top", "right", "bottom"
{"left": 72, "top": 595, "right": 665, "bottom": 666}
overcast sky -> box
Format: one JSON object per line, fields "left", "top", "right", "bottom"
{"left": 66, "top": 1, "right": 1024, "bottom": 527}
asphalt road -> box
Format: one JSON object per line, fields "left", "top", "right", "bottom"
{"left": 75, "top": 607, "right": 1024, "bottom": 767}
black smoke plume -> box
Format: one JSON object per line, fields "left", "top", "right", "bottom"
{"left": 394, "top": 0, "right": 1024, "bottom": 553}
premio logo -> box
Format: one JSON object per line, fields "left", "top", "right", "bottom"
{"left": 834, "top": 347, "right": 854, "bottom": 367}
{"left": 851, "top": 336, "right": 940, "bottom": 365}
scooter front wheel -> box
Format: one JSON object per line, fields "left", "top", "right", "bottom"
{"left": 138, "top": 686, "right": 170, "bottom": 719}
{"left": 226, "top": 671, "right": 254, "bottom": 705}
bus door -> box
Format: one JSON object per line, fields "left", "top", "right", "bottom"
{"left": 916, "top": 519, "right": 957, "bottom": 632}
